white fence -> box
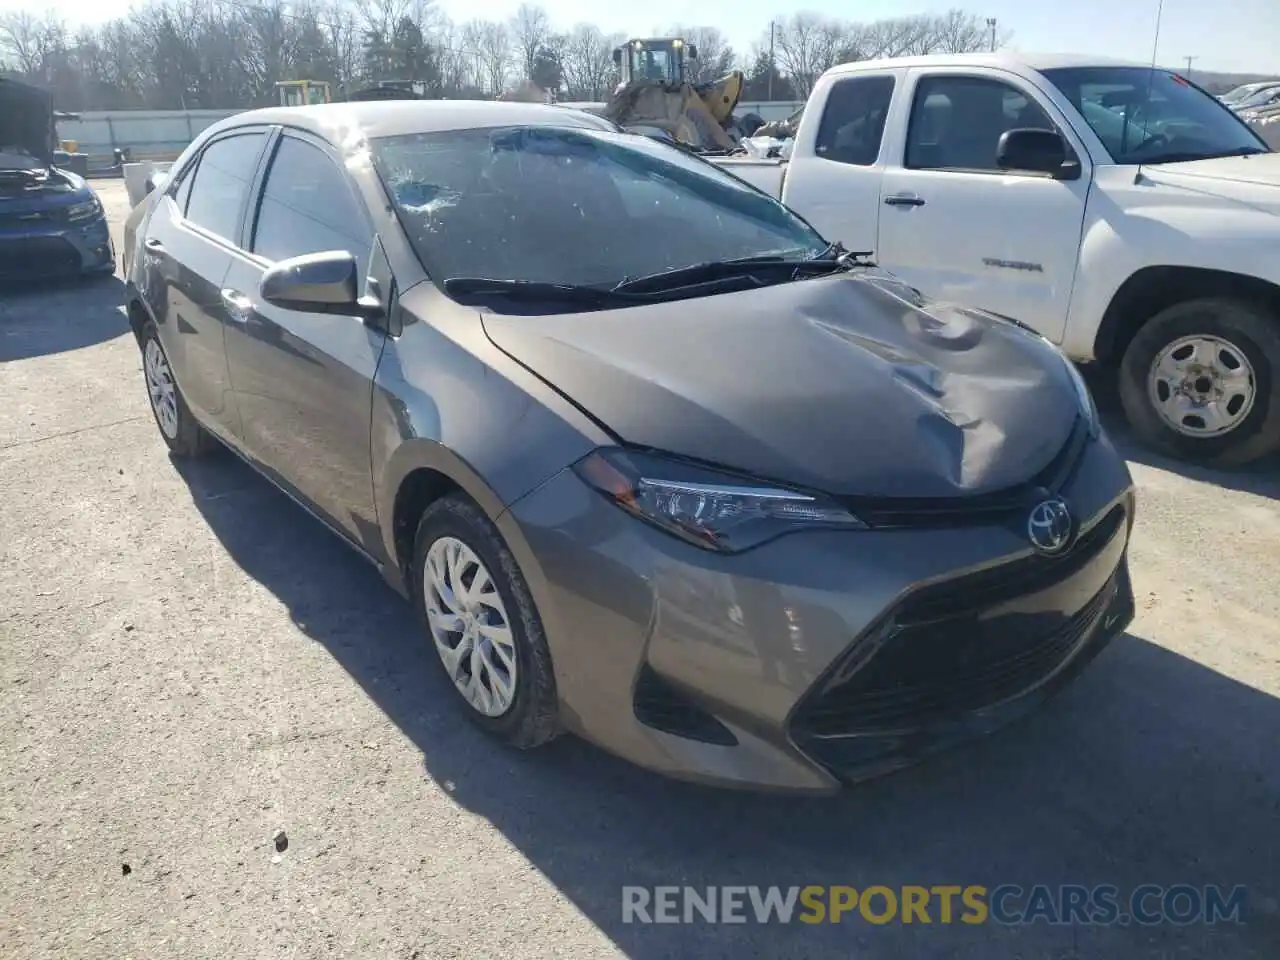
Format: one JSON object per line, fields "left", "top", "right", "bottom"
{"left": 59, "top": 109, "right": 239, "bottom": 162}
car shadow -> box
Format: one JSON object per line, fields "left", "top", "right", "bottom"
{"left": 1087, "top": 368, "right": 1280, "bottom": 500}
{"left": 176, "top": 452, "right": 1278, "bottom": 959}
{"left": 0, "top": 272, "right": 129, "bottom": 362}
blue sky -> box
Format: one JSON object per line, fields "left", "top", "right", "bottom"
{"left": 3, "top": 0, "right": 1276, "bottom": 74}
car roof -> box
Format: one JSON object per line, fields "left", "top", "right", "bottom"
{"left": 824, "top": 52, "right": 1164, "bottom": 78}
{"left": 201, "top": 99, "right": 616, "bottom": 145}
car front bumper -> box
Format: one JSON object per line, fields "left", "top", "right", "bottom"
{"left": 500, "top": 427, "right": 1136, "bottom": 794}
{"left": 0, "top": 213, "right": 115, "bottom": 281}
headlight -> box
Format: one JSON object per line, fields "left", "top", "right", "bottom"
{"left": 573, "top": 448, "right": 864, "bottom": 553}
{"left": 66, "top": 197, "right": 102, "bottom": 221}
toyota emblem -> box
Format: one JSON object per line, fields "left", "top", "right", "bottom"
{"left": 1027, "top": 498, "right": 1074, "bottom": 555}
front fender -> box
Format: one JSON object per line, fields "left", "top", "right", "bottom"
{"left": 1065, "top": 167, "right": 1280, "bottom": 359}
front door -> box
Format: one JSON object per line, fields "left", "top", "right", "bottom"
{"left": 875, "top": 68, "right": 1091, "bottom": 343}
{"left": 221, "top": 131, "right": 384, "bottom": 545}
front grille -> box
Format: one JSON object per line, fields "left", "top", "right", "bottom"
{"left": 0, "top": 236, "right": 80, "bottom": 279}
{"left": 793, "top": 504, "right": 1127, "bottom": 739}
{"left": 839, "top": 416, "right": 1089, "bottom": 529}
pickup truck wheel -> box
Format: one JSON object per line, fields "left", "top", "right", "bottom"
{"left": 1119, "top": 297, "right": 1280, "bottom": 466}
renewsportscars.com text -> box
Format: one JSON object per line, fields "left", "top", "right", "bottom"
{"left": 621, "top": 884, "right": 1247, "bottom": 926}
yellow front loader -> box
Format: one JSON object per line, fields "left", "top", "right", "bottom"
{"left": 603, "top": 38, "right": 750, "bottom": 152}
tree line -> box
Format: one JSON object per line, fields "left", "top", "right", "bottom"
{"left": 0, "top": 1, "right": 1003, "bottom": 112}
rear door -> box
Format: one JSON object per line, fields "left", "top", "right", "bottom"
{"left": 779, "top": 70, "right": 900, "bottom": 252}
{"left": 874, "top": 68, "right": 1091, "bottom": 342}
{"left": 221, "top": 129, "right": 385, "bottom": 545}
{"left": 138, "top": 129, "right": 270, "bottom": 439}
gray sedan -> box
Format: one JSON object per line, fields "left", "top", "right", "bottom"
{"left": 123, "top": 100, "right": 1136, "bottom": 793}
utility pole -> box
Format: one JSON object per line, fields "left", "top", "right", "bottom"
{"left": 768, "top": 20, "right": 775, "bottom": 101}
{"left": 1183, "top": 55, "right": 1198, "bottom": 76}
{"left": 986, "top": 18, "right": 997, "bottom": 52}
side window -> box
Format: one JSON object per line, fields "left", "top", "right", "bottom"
{"left": 906, "top": 75, "right": 1055, "bottom": 172}
{"left": 252, "top": 136, "right": 372, "bottom": 271}
{"left": 170, "top": 162, "right": 195, "bottom": 213}
{"left": 814, "top": 76, "right": 896, "bottom": 166}
{"left": 184, "top": 132, "right": 267, "bottom": 242}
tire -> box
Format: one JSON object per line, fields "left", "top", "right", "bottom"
{"left": 140, "top": 322, "right": 217, "bottom": 458}
{"left": 411, "top": 494, "right": 560, "bottom": 749}
{"left": 739, "top": 112, "right": 764, "bottom": 137}
{"left": 1118, "top": 297, "right": 1280, "bottom": 466}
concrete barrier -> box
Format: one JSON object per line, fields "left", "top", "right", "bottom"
{"left": 123, "top": 161, "right": 173, "bottom": 209}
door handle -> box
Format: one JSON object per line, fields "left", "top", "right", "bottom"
{"left": 220, "top": 288, "right": 255, "bottom": 322}
{"left": 144, "top": 237, "right": 164, "bottom": 249}
{"left": 884, "top": 194, "right": 926, "bottom": 207}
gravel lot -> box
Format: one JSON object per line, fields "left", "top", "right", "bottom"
{"left": 1, "top": 179, "right": 1277, "bottom": 960}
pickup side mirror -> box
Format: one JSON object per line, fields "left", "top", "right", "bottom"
{"left": 997, "top": 128, "right": 1080, "bottom": 180}
{"left": 686, "top": 44, "right": 698, "bottom": 60}
{"left": 260, "top": 250, "right": 384, "bottom": 322}
{"left": 612, "top": 47, "right": 622, "bottom": 65}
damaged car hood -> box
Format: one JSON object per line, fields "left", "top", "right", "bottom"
{"left": 0, "top": 78, "right": 56, "bottom": 168}
{"left": 481, "top": 273, "right": 1081, "bottom": 498}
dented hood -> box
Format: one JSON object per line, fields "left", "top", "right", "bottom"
{"left": 0, "top": 78, "right": 56, "bottom": 167}
{"left": 481, "top": 273, "right": 1081, "bottom": 498}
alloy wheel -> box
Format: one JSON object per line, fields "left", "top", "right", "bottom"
{"left": 422, "top": 535, "right": 518, "bottom": 717}
{"left": 144, "top": 337, "right": 180, "bottom": 440}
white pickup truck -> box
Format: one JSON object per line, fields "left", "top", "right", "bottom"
{"left": 713, "top": 54, "right": 1280, "bottom": 466}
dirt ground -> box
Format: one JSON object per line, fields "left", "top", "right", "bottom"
{"left": 1, "top": 179, "right": 1277, "bottom": 959}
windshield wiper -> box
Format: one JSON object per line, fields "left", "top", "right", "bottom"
{"left": 611, "top": 245, "right": 874, "bottom": 294}
{"left": 443, "top": 277, "right": 650, "bottom": 306}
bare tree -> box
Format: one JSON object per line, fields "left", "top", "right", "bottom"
{"left": 771, "top": 13, "right": 847, "bottom": 98}
{"left": 664, "top": 25, "right": 735, "bottom": 84}
{"left": 932, "top": 8, "right": 998, "bottom": 54}
{"left": 559, "top": 22, "right": 621, "bottom": 99}
{"left": 508, "top": 3, "right": 549, "bottom": 83}
{"left": 471, "top": 19, "right": 511, "bottom": 95}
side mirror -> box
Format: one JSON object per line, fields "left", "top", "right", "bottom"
{"left": 259, "top": 250, "right": 383, "bottom": 321}
{"left": 687, "top": 44, "right": 698, "bottom": 60}
{"left": 997, "top": 128, "right": 1080, "bottom": 179}
{"left": 612, "top": 48, "right": 622, "bottom": 65}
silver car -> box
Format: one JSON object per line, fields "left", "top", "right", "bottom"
{"left": 123, "top": 100, "right": 1136, "bottom": 793}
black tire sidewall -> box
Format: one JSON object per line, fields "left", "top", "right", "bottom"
{"left": 410, "top": 496, "right": 557, "bottom": 745}
{"left": 1119, "top": 298, "right": 1280, "bottom": 466}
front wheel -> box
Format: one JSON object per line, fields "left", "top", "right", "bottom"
{"left": 411, "top": 494, "right": 560, "bottom": 749}
{"left": 1118, "top": 297, "right": 1280, "bottom": 466}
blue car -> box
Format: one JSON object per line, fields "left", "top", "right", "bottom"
{"left": 0, "top": 78, "right": 114, "bottom": 282}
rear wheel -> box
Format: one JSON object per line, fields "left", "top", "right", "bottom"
{"left": 411, "top": 494, "right": 560, "bottom": 748}
{"left": 140, "top": 323, "right": 216, "bottom": 458}
{"left": 1119, "top": 297, "right": 1280, "bottom": 466}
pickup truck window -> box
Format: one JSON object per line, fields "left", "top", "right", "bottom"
{"left": 905, "top": 75, "right": 1055, "bottom": 173}
{"left": 1041, "top": 66, "right": 1269, "bottom": 164}
{"left": 815, "top": 76, "right": 895, "bottom": 166}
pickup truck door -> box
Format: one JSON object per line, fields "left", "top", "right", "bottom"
{"left": 779, "top": 70, "right": 901, "bottom": 253}
{"left": 874, "top": 67, "right": 1092, "bottom": 343}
